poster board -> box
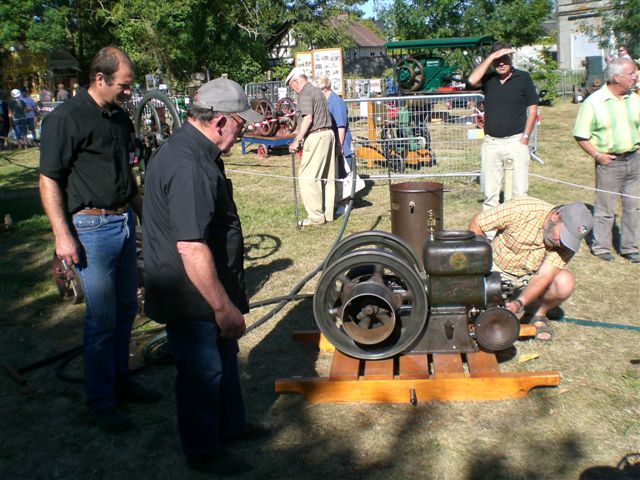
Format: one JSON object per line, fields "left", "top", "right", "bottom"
{"left": 294, "top": 48, "right": 344, "bottom": 96}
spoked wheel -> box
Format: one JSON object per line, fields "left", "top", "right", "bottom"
{"left": 324, "top": 231, "right": 424, "bottom": 276}
{"left": 275, "top": 97, "right": 297, "bottom": 134}
{"left": 254, "top": 99, "right": 277, "bottom": 136}
{"left": 52, "top": 254, "right": 84, "bottom": 304}
{"left": 313, "top": 250, "right": 428, "bottom": 360}
{"left": 134, "top": 90, "right": 182, "bottom": 181}
{"left": 395, "top": 56, "right": 425, "bottom": 92}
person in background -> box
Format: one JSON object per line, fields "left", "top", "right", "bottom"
{"left": 55, "top": 83, "right": 70, "bottom": 102}
{"left": 39, "top": 46, "right": 161, "bottom": 433}
{"left": 20, "top": 87, "right": 38, "bottom": 145}
{"left": 574, "top": 57, "right": 640, "bottom": 264}
{"left": 313, "top": 74, "right": 362, "bottom": 217}
{"left": 39, "top": 85, "right": 52, "bottom": 103}
{"left": 8, "top": 88, "right": 27, "bottom": 149}
{"left": 0, "top": 91, "right": 9, "bottom": 150}
{"left": 286, "top": 67, "right": 337, "bottom": 227}
{"left": 469, "top": 197, "right": 593, "bottom": 341}
{"left": 143, "top": 78, "right": 266, "bottom": 475}
{"left": 467, "top": 41, "right": 538, "bottom": 211}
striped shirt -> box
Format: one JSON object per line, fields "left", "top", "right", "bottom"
{"left": 477, "top": 197, "right": 574, "bottom": 276}
{"left": 573, "top": 85, "right": 640, "bottom": 153}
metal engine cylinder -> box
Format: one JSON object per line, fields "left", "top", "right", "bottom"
{"left": 390, "top": 181, "right": 443, "bottom": 265}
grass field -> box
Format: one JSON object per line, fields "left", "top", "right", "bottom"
{"left": 0, "top": 100, "right": 638, "bottom": 479}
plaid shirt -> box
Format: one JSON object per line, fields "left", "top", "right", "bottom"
{"left": 477, "top": 197, "right": 574, "bottom": 276}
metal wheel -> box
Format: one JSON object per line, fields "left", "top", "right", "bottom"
{"left": 275, "top": 97, "right": 297, "bottom": 133}
{"left": 313, "top": 250, "right": 428, "bottom": 360}
{"left": 134, "top": 90, "right": 182, "bottom": 181}
{"left": 254, "top": 99, "right": 277, "bottom": 136}
{"left": 395, "top": 56, "right": 425, "bottom": 92}
{"left": 52, "top": 254, "right": 84, "bottom": 304}
{"left": 325, "top": 231, "right": 424, "bottom": 276}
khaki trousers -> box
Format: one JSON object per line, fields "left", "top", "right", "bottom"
{"left": 481, "top": 134, "right": 530, "bottom": 211}
{"left": 299, "top": 130, "right": 337, "bottom": 223}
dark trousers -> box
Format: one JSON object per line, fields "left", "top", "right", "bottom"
{"left": 166, "top": 319, "right": 246, "bottom": 459}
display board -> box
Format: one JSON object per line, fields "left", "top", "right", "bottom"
{"left": 294, "top": 48, "right": 344, "bottom": 96}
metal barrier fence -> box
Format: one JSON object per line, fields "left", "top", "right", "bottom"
{"left": 345, "top": 93, "right": 487, "bottom": 178}
{"left": 244, "top": 81, "right": 292, "bottom": 104}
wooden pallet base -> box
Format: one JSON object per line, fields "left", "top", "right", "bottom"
{"left": 275, "top": 331, "right": 560, "bottom": 404}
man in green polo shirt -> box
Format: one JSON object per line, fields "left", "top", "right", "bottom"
{"left": 574, "top": 57, "right": 640, "bottom": 263}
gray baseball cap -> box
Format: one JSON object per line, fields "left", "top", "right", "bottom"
{"left": 194, "top": 78, "right": 263, "bottom": 124}
{"left": 558, "top": 201, "right": 593, "bottom": 252}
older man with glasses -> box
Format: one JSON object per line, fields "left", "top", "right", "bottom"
{"left": 574, "top": 57, "right": 640, "bottom": 263}
{"left": 468, "top": 41, "right": 539, "bottom": 213}
{"left": 143, "top": 78, "right": 266, "bottom": 475}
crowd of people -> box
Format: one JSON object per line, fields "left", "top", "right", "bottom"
{"left": 31, "top": 40, "right": 638, "bottom": 476}
{"left": 0, "top": 82, "right": 78, "bottom": 150}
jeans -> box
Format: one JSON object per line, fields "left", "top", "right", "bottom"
{"left": 12, "top": 118, "right": 27, "bottom": 141}
{"left": 166, "top": 319, "right": 246, "bottom": 459}
{"left": 593, "top": 153, "right": 640, "bottom": 255}
{"left": 72, "top": 209, "right": 138, "bottom": 411}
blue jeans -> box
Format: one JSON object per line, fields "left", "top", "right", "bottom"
{"left": 12, "top": 118, "right": 27, "bottom": 141}
{"left": 166, "top": 319, "right": 246, "bottom": 459}
{"left": 72, "top": 210, "right": 138, "bottom": 411}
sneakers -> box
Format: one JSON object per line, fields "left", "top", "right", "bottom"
{"left": 592, "top": 251, "right": 614, "bottom": 262}
{"left": 90, "top": 406, "right": 134, "bottom": 433}
{"left": 622, "top": 252, "right": 640, "bottom": 263}
{"left": 187, "top": 451, "right": 253, "bottom": 476}
{"left": 117, "top": 381, "right": 162, "bottom": 405}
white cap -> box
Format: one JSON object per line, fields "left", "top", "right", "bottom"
{"left": 285, "top": 67, "right": 307, "bottom": 86}
{"left": 10, "top": 89, "right": 20, "bottom": 98}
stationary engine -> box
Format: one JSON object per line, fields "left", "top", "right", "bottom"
{"left": 312, "top": 182, "right": 519, "bottom": 360}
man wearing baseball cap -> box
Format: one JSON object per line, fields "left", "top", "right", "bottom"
{"left": 469, "top": 197, "right": 593, "bottom": 341}
{"left": 143, "top": 78, "right": 264, "bottom": 475}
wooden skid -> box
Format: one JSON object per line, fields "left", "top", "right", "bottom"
{"left": 276, "top": 331, "right": 560, "bottom": 404}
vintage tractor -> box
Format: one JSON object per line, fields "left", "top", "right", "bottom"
{"left": 386, "top": 36, "right": 494, "bottom": 94}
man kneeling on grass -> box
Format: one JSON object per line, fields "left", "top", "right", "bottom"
{"left": 468, "top": 197, "right": 593, "bottom": 341}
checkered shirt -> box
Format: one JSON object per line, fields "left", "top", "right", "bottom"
{"left": 477, "top": 197, "right": 574, "bottom": 276}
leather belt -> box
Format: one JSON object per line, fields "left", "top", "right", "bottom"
{"left": 309, "top": 127, "right": 331, "bottom": 134}
{"left": 76, "top": 204, "right": 129, "bottom": 215}
{"left": 610, "top": 149, "right": 637, "bottom": 158}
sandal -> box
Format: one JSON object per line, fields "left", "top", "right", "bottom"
{"left": 531, "top": 315, "right": 554, "bottom": 342}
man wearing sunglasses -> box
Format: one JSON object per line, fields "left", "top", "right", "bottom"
{"left": 468, "top": 41, "right": 539, "bottom": 213}
{"left": 143, "top": 78, "right": 265, "bottom": 475}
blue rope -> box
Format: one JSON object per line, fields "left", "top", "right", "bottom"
{"left": 553, "top": 317, "right": 640, "bottom": 333}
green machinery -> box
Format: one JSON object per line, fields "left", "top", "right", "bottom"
{"left": 386, "top": 36, "right": 494, "bottom": 94}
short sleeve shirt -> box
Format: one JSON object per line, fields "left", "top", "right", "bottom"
{"left": 142, "top": 122, "right": 248, "bottom": 324}
{"left": 573, "top": 85, "right": 640, "bottom": 153}
{"left": 477, "top": 197, "right": 574, "bottom": 276}
{"left": 297, "top": 83, "right": 333, "bottom": 133}
{"left": 39, "top": 89, "right": 138, "bottom": 213}
{"left": 481, "top": 68, "right": 538, "bottom": 138}
{"left": 326, "top": 91, "right": 353, "bottom": 157}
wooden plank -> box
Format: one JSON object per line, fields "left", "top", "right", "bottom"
{"left": 466, "top": 351, "right": 500, "bottom": 376}
{"left": 432, "top": 353, "right": 466, "bottom": 379}
{"left": 519, "top": 324, "right": 536, "bottom": 337}
{"left": 291, "top": 330, "right": 335, "bottom": 352}
{"left": 329, "top": 351, "right": 361, "bottom": 380}
{"left": 363, "top": 359, "right": 394, "bottom": 380}
{"left": 398, "top": 354, "right": 429, "bottom": 379}
{"left": 275, "top": 371, "right": 561, "bottom": 403}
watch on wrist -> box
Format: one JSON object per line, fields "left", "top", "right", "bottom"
{"left": 522, "top": 133, "right": 529, "bottom": 139}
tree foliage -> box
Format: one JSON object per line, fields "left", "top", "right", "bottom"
{"left": 379, "top": 0, "right": 552, "bottom": 47}
{"left": 594, "top": 0, "right": 640, "bottom": 58}
{"left": 1, "top": 0, "right": 368, "bottom": 89}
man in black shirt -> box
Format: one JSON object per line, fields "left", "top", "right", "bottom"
{"left": 468, "top": 42, "right": 539, "bottom": 211}
{"left": 143, "top": 78, "right": 263, "bottom": 475}
{"left": 39, "top": 46, "right": 160, "bottom": 433}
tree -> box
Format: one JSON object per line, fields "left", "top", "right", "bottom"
{"left": 379, "top": 0, "right": 552, "bottom": 48}
{"left": 593, "top": 0, "right": 640, "bottom": 57}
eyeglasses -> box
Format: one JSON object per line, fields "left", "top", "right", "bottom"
{"left": 226, "top": 113, "right": 247, "bottom": 133}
